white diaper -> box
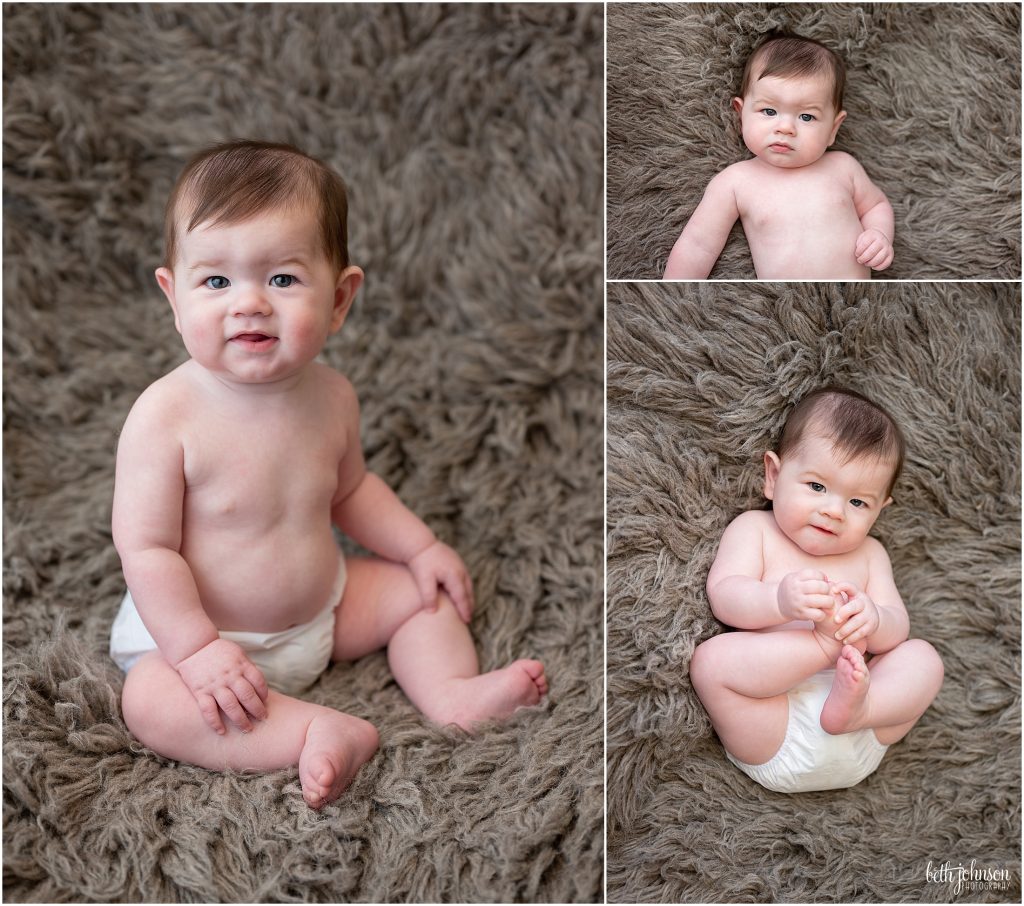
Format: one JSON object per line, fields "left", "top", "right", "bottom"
{"left": 726, "top": 667, "right": 889, "bottom": 793}
{"left": 109, "top": 558, "right": 347, "bottom": 696}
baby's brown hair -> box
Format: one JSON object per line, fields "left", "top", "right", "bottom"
{"left": 163, "top": 140, "right": 350, "bottom": 272}
{"left": 739, "top": 33, "right": 846, "bottom": 113}
{"left": 778, "top": 386, "right": 905, "bottom": 497}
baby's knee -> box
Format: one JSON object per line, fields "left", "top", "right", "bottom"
{"left": 903, "top": 638, "right": 944, "bottom": 682}
{"left": 120, "top": 654, "right": 180, "bottom": 743}
{"left": 688, "top": 636, "right": 724, "bottom": 695}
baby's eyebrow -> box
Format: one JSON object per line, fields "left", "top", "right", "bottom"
{"left": 184, "top": 253, "right": 311, "bottom": 273}
{"left": 186, "top": 261, "right": 218, "bottom": 272}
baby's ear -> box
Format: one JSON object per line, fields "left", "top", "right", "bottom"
{"left": 828, "top": 109, "right": 848, "bottom": 145}
{"left": 330, "top": 265, "right": 364, "bottom": 333}
{"left": 731, "top": 96, "right": 744, "bottom": 114}
{"left": 154, "top": 267, "right": 181, "bottom": 333}
{"left": 763, "top": 451, "right": 781, "bottom": 500}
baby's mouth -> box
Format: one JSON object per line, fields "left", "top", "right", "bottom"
{"left": 769, "top": 142, "right": 793, "bottom": 152}
{"left": 230, "top": 332, "right": 277, "bottom": 348}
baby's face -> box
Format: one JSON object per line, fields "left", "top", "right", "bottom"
{"left": 732, "top": 71, "right": 846, "bottom": 169}
{"left": 155, "top": 205, "right": 361, "bottom": 387}
{"left": 764, "top": 432, "right": 894, "bottom": 556}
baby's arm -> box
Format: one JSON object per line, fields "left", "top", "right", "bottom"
{"left": 663, "top": 168, "right": 740, "bottom": 279}
{"left": 112, "top": 388, "right": 268, "bottom": 734}
{"left": 707, "top": 512, "right": 835, "bottom": 629}
{"left": 845, "top": 153, "right": 895, "bottom": 271}
{"left": 329, "top": 378, "right": 474, "bottom": 622}
{"left": 831, "top": 538, "right": 909, "bottom": 654}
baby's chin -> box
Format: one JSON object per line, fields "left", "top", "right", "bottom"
{"left": 784, "top": 526, "right": 861, "bottom": 558}
{"left": 753, "top": 150, "right": 822, "bottom": 170}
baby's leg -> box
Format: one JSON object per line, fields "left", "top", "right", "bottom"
{"left": 121, "top": 653, "right": 379, "bottom": 809}
{"left": 819, "top": 639, "right": 943, "bottom": 743}
{"left": 332, "top": 557, "right": 547, "bottom": 731}
{"left": 689, "top": 628, "right": 843, "bottom": 764}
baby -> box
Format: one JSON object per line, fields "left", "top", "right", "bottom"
{"left": 110, "top": 140, "right": 547, "bottom": 809}
{"left": 690, "top": 387, "right": 943, "bottom": 793}
{"left": 663, "top": 34, "right": 894, "bottom": 280}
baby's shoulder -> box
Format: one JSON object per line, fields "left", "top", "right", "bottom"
{"left": 124, "top": 364, "right": 195, "bottom": 428}
{"left": 724, "top": 508, "right": 773, "bottom": 537}
{"left": 307, "top": 362, "right": 362, "bottom": 427}
{"left": 861, "top": 533, "right": 893, "bottom": 565}
{"left": 311, "top": 361, "right": 358, "bottom": 404}
{"left": 821, "top": 150, "right": 864, "bottom": 174}
{"left": 717, "top": 159, "right": 759, "bottom": 184}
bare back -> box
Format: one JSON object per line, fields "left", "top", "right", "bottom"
{"left": 732, "top": 153, "right": 870, "bottom": 280}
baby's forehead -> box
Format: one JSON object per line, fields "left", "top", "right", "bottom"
{"left": 795, "top": 431, "right": 896, "bottom": 483}
{"left": 173, "top": 201, "right": 324, "bottom": 267}
{"left": 748, "top": 68, "right": 834, "bottom": 101}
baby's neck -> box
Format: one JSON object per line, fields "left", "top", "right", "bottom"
{"left": 189, "top": 358, "right": 315, "bottom": 400}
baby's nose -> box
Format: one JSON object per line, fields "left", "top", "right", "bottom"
{"left": 231, "top": 288, "right": 272, "bottom": 317}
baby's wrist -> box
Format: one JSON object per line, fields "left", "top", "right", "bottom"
{"left": 405, "top": 532, "right": 439, "bottom": 564}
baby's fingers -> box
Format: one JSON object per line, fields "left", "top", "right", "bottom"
{"left": 856, "top": 239, "right": 882, "bottom": 264}
{"left": 233, "top": 678, "right": 268, "bottom": 721}
{"left": 196, "top": 692, "right": 226, "bottom": 735}
{"left": 835, "top": 612, "right": 868, "bottom": 640}
{"left": 444, "top": 572, "right": 473, "bottom": 623}
{"left": 215, "top": 689, "right": 254, "bottom": 733}
{"left": 872, "top": 247, "right": 894, "bottom": 271}
{"left": 242, "top": 662, "right": 270, "bottom": 705}
{"left": 415, "top": 573, "right": 439, "bottom": 613}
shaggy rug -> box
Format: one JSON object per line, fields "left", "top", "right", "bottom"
{"left": 2, "top": 3, "right": 604, "bottom": 902}
{"left": 607, "top": 2, "right": 1022, "bottom": 280}
{"left": 606, "top": 283, "right": 1021, "bottom": 903}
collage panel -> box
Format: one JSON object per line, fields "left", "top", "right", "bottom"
{"left": 2, "top": 3, "right": 604, "bottom": 903}
{"left": 607, "top": 2, "right": 1021, "bottom": 280}
{"left": 607, "top": 283, "right": 1021, "bottom": 902}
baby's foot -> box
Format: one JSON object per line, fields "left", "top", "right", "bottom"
{"left": 298, "top": 712, "right": 379, "bottom": 809}
{"left": 820, "top": 645, "right": 871, "bottom": 735}
{"left": 430, "top": 660, "right": 548, "bottom": 732}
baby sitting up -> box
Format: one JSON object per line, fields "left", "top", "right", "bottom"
{"left": 690, "top": 387, "right": 942, "bottom": 793}
{"left": 110, "top": 141, "right": 547, "bottom": 809}
{"left": 664, "top": 33, "right": 894, "bottom": 279}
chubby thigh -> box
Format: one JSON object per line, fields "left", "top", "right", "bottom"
{"left": 330, "top": 556, "right": 432, "bottom": 662}
{"left": 690, "top": 638, "right": 790, "bottom": 765}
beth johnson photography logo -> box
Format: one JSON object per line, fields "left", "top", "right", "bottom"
{"left": 925, "top": 860, "right": 1014, "bottom": 897}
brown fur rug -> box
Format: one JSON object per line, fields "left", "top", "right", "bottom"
{"left": 2, "top": 3, "right": 604, "bottom": 901}
{"left": 607, "top": 283, "right": 1021, "bottom": 903}
{"left": 607, "top": 2, "right": 1022, "bottom": 279}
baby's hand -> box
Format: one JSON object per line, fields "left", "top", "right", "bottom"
{"left": 855, "top": 228, "right": 894, "bottom": 271}
{"left": 175, "top": 638, "right": 270, "bottom": 735}
{"left": 828, "top": 580, "right": 880, "bottom": 646}
{"left": 407, "top": 539, "right": 475, "bottom": 623}
{"left": 777, "top": 569, "right": 836, "bottom": 623}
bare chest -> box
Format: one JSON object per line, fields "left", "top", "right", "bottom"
{"left": 736, "top": 167, "right": 859, "bottom": 234}
{"left": 182, "top": 407, "right": 345, "bottom": 528}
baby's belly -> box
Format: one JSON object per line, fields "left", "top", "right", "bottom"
{"left": 743, "top": 209, "right": 870, "bottom": 280}
{"left": 181, "top": 527, "right": 343, "bottom": 632}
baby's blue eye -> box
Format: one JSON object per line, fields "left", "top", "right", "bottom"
{"left": 204, "top": 276, "right": 229, "bottom": 290}
{"left": 809, "top": 481, "right": 825, "bottom": 493}
{"left": 270, "top": 274, "right": 295, "bottom": 288}
{"left": 799, "top": 113, "right": 816, "bottom": 122}
{"left": 762, "top": 107, "right": 777, "bottom": 117}
{"left": 850, "top": 498, "right": 867, "bottom": 509}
